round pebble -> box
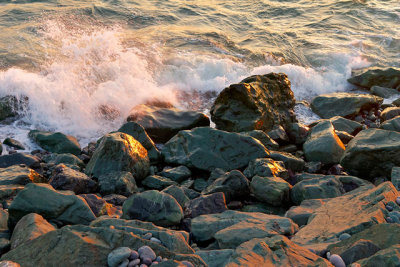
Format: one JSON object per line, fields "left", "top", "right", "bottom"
{"left": 129, "top": 259, "right": 140, "bottom": 266}
{"left": 108, "top": 247, "right": 132, "bottom": 267}
{"left": 181, "top": 261, "right": 194, "bottom": 267}
{"left": 138, "top": 246, "right": 156, "bottom": 261}
{"left": 329, "top": 254, "right": 346, "bottom": 267}
{"left": 129, "top": 251, "right": 139, "bottom": 260}
{"left": 150, "top": 237, "right": 161, "bottom": 244}
{"left": 143, "top": 233, "right": 152, "bottom": 240}
{"left": 338, "top": 233, "right": 351, "bottom": 241}
{"left": 386, "top": 205, "right": 394, "bottom": 211}
{"left": 396, "top": 197, "right": 400, "bottom": 205}
{"left": 118, "top": 259, "right": 129, "bottom": 267}
{"left": 326, "top": 251, "right": 331, "bottom": 260}
{"left": 142, "top": 257, "right": 153, "bottom": 266}
{"left": 155, "top": 256, "right": 162, "bottom": 262}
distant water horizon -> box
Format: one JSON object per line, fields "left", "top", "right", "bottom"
{"left": 0, "top": 0, "right": 399, "bottom": 149}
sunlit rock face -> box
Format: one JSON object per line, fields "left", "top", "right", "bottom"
{"left": 210, "top": 73, "right": 296, "bottom": 133}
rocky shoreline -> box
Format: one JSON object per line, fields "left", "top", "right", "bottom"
{"left": 0, "top": 67, "right": 399, "bottom": 266}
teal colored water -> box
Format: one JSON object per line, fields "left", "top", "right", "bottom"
{"left": 0, "top": 0, "right": 399, "bottom": 147}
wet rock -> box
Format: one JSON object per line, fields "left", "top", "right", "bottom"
{"left": 303, "top": 121, "right": 345, "bottom": 164}
{"left": 2, "top": 139, "right": 24, "bottom": 151}
{"left": 122, "top": 190, "right": 183, "bottom": 227}
{"left": 380, "top": 107, "right": 400, "bottom": 121}
{"left": 10, "top": 213, "right": 56, "bottom": 249}
{"left": 371, "top": 85, "right": 400, "bottom": 98}
{"left": 202, "top": 170, "right": 249, "bottom": 202}
{"left": 310, "top": 92, "right": 382, "bottom": 119}
{"left": 347, "top": 67, "right": 400, "bottom": 89}
{"left": 341, "top": 128, "right": 400, "bottom": 179}
{"left": 97, "top": 172, "right": 138, "bottom": 197}
{"left": 162, "top": 127, "right": 268, "bottom": 172}
{"left": 0, "top": 96, "right": 26, "bottom": 121}
{"left": 28, "top": 130, "right": 81, "bottom": 155}
{"left": 184, "top": 192, "right": 227, "bottom": 218}
{"left": 127, "top": 104, "right": 210, "bottom": 143}
{"left": 250, "top": 176, "right": 291, "bottom": 206}
{"left": 239, "top": 130, "right": 279, "bottom": 150}
{"left": 8, "top": 183, "right": 96, "bottom": 229}
{"left": 85, "top": 132, "right": 150, "bottom": 181}
{"left": 49, "top": 164, "right": 97, "bottom": 194}
{"left": 142, "top": 175, "right": 177, "bottom": 190}
{"left": 210, "top": 73, "right": 296, "bottom": 132}
{"left": 118, "top": 122, "right": 161, "bottom": 163}
{"left": 243, "top": 158, "right": 288, "bottom": 179}
{"left": 159, "top": 166, "right": 191, "bottom": 183}
{"left": 0, "top": 153, "right": 40, "bottom": 169}
{"left": 0, "top": 165, "right": 45, "bottom": 185}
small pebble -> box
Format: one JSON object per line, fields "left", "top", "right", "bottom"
{"left": 138, "top": 246, "right": 156, "bottom": 261}
{"left": 181, "top": 261, "right": 194, "bottom": 267}
{"left": 129, "top": 251, "right": 139, "bottom": 260}
{"left": 386, "top": 205, "right": 394, "bottom": 211}
{"left": 329, "top": 254, "right": 346, "bottom": 267}
{"left": 142, "top": 257, "right": 153, "bottom": 266}
{"left": 338, "top": 233, "right": 351, "bottom": 241}
{"left": 118, "top": 259, "right": 129, "bottom": 267}
{"left": 396, "top": 197, "right": 400, "bottom": 205}
{"left": 155, "top": 256, "right": 162, "bottom": 262}
{"left": 108, "top": 247, "right": 132, "bottom": 267}
{"left": 143, "top": 233, "right": 152, "bottom": 240}
{"left": 150, "top": 237, "right": 161, "bottom": 244}
{"left": 326, "top": 251, "right": 331, "bottom": 260}
{"left": 128, "top": 259, "right": 140, "bottom": 267}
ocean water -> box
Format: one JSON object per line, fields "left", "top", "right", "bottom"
{"left": 0, "top": 0, "right": 399, "bottom": 149}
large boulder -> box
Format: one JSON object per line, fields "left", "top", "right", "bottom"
{"left": 0, "top": 96, "right": 26, "bottom": 121}
{"left": 225, "top": 235, "right": 330, "bottom": 267}
{"left": 347, "top": 67, "right": 400, "bottom": 89}
{"left": 42, "top": 153, "right": 84, "bottom": 170}
{"left": 117, "top": 121, "right": 161, "bottom": 163}
{"left": 97, "top": 172, "right": 138, "bottom": 196}
{"left": 381, "top": 115, "right": 400, "bottom": 132}
{"left": 291, "top": 182, "right": 398, "bottom": 250}
{"left": 356, "top": 244, "right": 400, "bottom": 267}
{"left": 126, "top": 104, "right": 210, "bottom": 143}
{"left": 380, "top": 107, "right": 400, "bottom": 121}
{"left": 0, "top": 165, "right": 45, "bottom": 185}
{"left": 0, "top": 153, "right": 40, "bottom": 169}
{"left": 210, "top": 73, "right": 296, "bottom": 132}
{"left": 328, "top": 116, "right": 363, "bottom": 135}
{"left": 250, "top": 176, "right": 291, "bottom": 206}
{"left": 49, "top": 164, "right": 97, "bottom": 194}
{"left": 122, "top": 190, "right": 183, "bottom": 227}
{"left": 191, "top": 210, "right": 298, "bottom": 249}
{"left": 8, "top": 183, "right": 96, "bottom": 229}
{"left": 303, "top": 121, "right": 345, "bottom": 164}
{"left": 162, "top": 127, "right": 269, "bottom": 171}
{"left": 184, "top": 192, "right": 227, "bottom": 218}
{"left": 85, "top": 132, "right": 150, "bottom": 181}
{"left": 341, "top": 128, "right": 400, "bottom": 179}
{"left": 162, "top": 185, "right": 190, "bottom": 208}
{"left": 10, "top": 213, "right": 56, "bottom": 249}
{"left": 310, "top": 93, "right": 383, "bottom": 119}
{"left": 28, "top": 130, "right": 81, "bottom": 155}
{"left": 239, "top": 130, "right": 279, "bottom": 150}
{"left": 1, "top": 225, "right": 205, "bottom": 266}
{"left": 371, "top": 85, "right": 400, "bottom": 98}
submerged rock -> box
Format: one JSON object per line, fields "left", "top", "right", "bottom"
{"left": 28, "top": 130, "right": 81, "bottom": 155}
{"left": 162, "top": 127, "right": 269, "bottom": 171}
{"left": 210, "top": 73, "right": 296, "bottom": 132}
{"left": 347, "top": 67, "right": 400, "bottom": 89}
{"left": 127, "top": 104, "right": 210, "bottom": 143}
{"left": 2, "top": 138, "right": 24, "bottom": 151}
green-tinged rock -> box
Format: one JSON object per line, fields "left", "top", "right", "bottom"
{"left": 122, "top": 190, "right": 183, "bottom": 227}
{"left": 79, "top": 194, "right": 116, "bottom": 217}
{"left": 240, "top": 130, "right": 279, "bottom": 150}
{"left": 162, "top": 127, "right": 269, "bottom": 171}
{"left": 356, "top": 244, "right": 400, "bottom": 267}
{"left": 341, "top": 128, "right": 400, "bottom": 179}
{"left": 191, "top": 210, "right": 298, "bottom": 248}
{"left": 269, "top": 151, "right": 305, "bottom": 172}
{"left": 381, "top": 107, "right": 400, "bottom": 121}
{"left": 250, "top": 176, "right": 291, "bottom": 206}
{"left": 329, "top": 116, "right": 363, "bottom": 135}
{"left": 42, "top": 153, "right": 84, "bottom": 169}
{"left": 160, "top": 166, "right": 191, "bottom": 183}
{"left": 85, "top": 132, "right": 150, "bottom": 180}
{"left": 97, "top": 171, "right": 137, "bottom": 197}
{"left": 0, "top": 165, "right": 45, "bottom": 185}
{"left": 371, "top": 85, "right": 400, "bottom": 98}
{"left": 210, "top": 73, "right": 297, "bottom": 132}
{"left": 303, "top": 121, "right": 345, "bottom": 164}
{"left": 291, "top": 176, "right": 345, "bottom": 205}
{"left": 347, "top": 67, "right": 400, "bottom": 89}
{"left": 2, "top": 138, "right": 24, "bottom": 150}
{"left": 1, "top": 225, "right": 206, "bottom": 266}
{"left": 90, "top": 217, "right": 193, "bottom": 254}
{"left": 225, "top": 235, "right": 331, "bottom": 267}
{"left": 243, "top": 158, "right": 288, "bottom": 179}
{"left": 0, "top": 153, "right": 39, "bottom": 169}
{"left": 196, "top": 249, "right": 234, "bottom": 267}
{"left": 118, "top": 121, "right": 161, "bottom": 163}
{"left": 142, "top": 175, "right": 177, "bottom": 190}
{"left": 285, "top": 199, "right": 328, "bottom": 227}
{"left": 391, "top": 167, "right": 400, "bottom": 190}
{"left": 381, "top": 115, "right": 400, "bottom": 132}
{"left": 292, "top": 182, "right": 398, "bottom": 250}
{"left": 28, "top": 130, "right": 81, "bottom": 155}
{"left": 49, "top": 164, "right": 97, "bottom": 194}
{"left": 202, "top": 170, "right": 250, "bottom": 202}
{"left": 10, "top": 213, "right": 56, "bottom": 249}
{"left": 162, "top": 185, "right": 190, "bottom": 208}
{"left": 310, "top": 92, "right": 383, "bottom": 119}
{"left": 8, "top": 183, "right": 96, "bottom": 229}
{"left": 127, "top": 104, "right": 210, "bottom": 143}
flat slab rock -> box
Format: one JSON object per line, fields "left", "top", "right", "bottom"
{"left": 291, "top": 182, "right": 398, "bottom": 250}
